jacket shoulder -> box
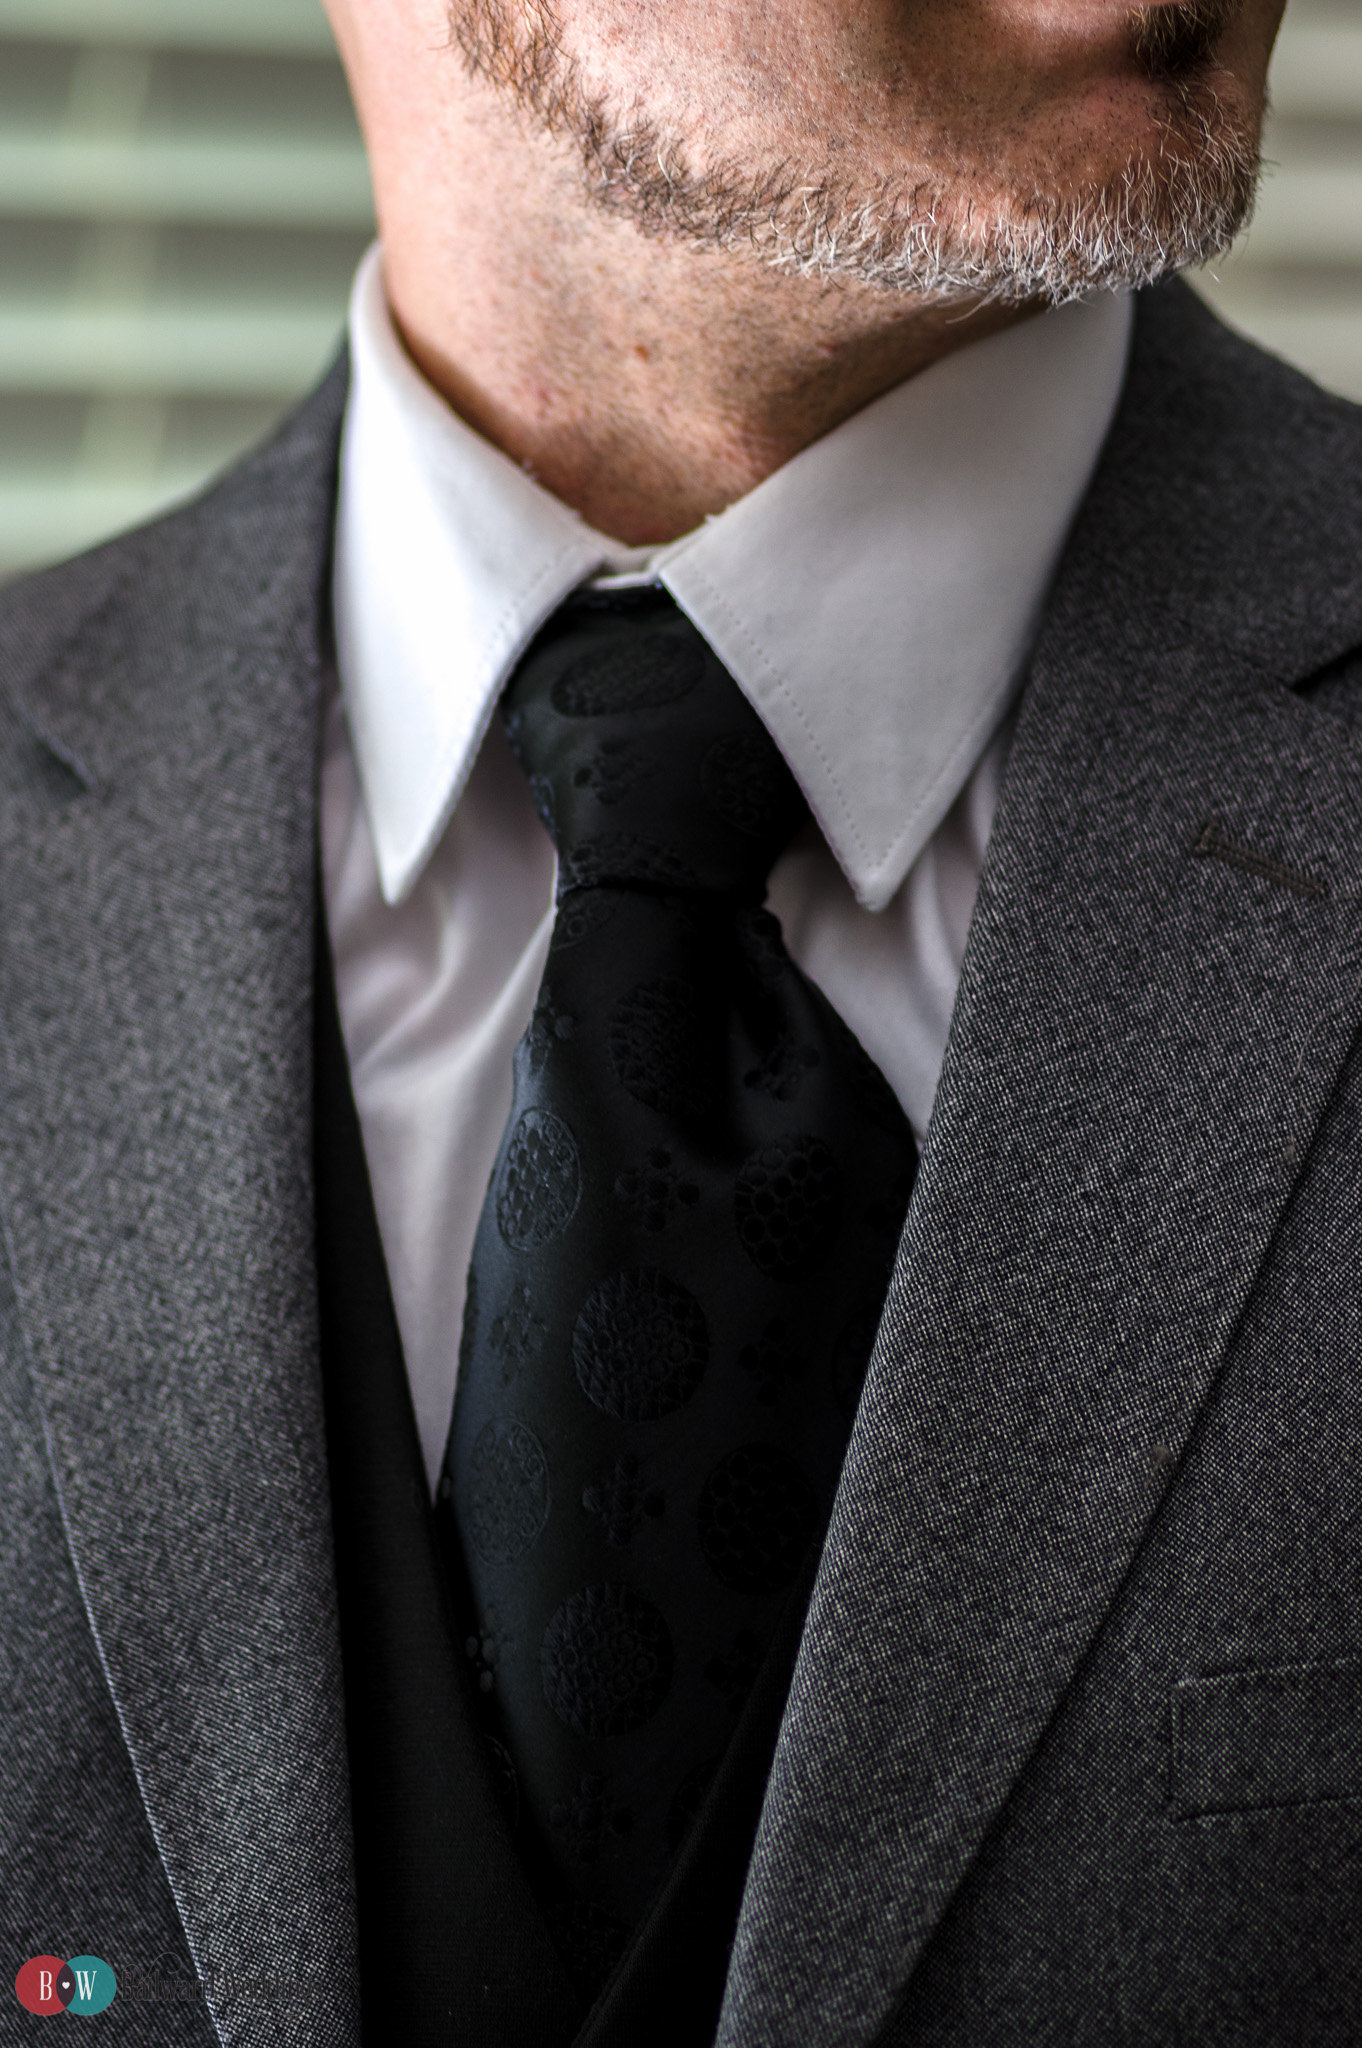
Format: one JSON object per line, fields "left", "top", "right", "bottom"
{"left": 1136, "top": 280, "right": 1362, "bottom": 506}
{"left": 1068, "top": 280, "right": 1362, "bottom": 684}
{"left": 0, "top": 354, "right": 348, "bottom": 709}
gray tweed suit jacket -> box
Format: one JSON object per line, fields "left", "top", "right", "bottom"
{"left": 4, "top": 279, "right": 1362, "bottom": 2048}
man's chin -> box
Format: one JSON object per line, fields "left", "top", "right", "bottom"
{"left": 453, "top": 0, "right": 1263, "bottom": 307}
{"left": 733, "top": 91, "right": 1261, "bottom": 309}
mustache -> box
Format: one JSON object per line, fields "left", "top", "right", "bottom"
{"left": 1129, "top": 0, "right": 1241, "bottom": 76}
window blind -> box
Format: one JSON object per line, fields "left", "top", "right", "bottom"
{"left": 0, "top": 0, "right": 370, "bottom": 574}
{"left": 1195, "top": 1, "right": 1362, "bottom": 408}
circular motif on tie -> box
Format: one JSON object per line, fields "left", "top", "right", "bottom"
{"left": 698, "top": 1444, "right": 819, "bottom": 1594}
{"left": 734, "top": 906, "right": 788, "bottom": 989}
{"left": 700, "top": 732, "right": 797, "bottom": 841}
{"left": 551, "top": 891, "right": 617, "bottom": 952}
{"left": 496, "top": 1109, "right": 582, "bottom": 1250}
{"left": 609, "top": 978, "right": 714, "bottom": 1120}
{"left": 467, "top": 1419, "right": 552, "bottom": 1563}
{"left": 573, "top": 1269, "right": 709, "bottom": 1420}
{"left": 562, "top": 833, "right": 698, "bottom": 892}
{"left": 541, "top": 1582, "right": 674, "bottom": 1735}
{"left": 734, "top": 1135, "right": 842, "bottom": 1278}
{"left": 551, "top": 634, "right": 705, "bottom": 717}
{"left": 572, "top": 738, "right": 653, "bottom": 805}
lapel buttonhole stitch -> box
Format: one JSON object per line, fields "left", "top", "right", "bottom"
{"left": 1189, "top": 815, "right": 1329, "bottom": 904}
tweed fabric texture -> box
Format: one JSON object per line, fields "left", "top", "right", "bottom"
{"left": 5, "top": 281, "right": 1362, "bottom": 2048}
{"left": 0, "top": 364, "right": 360, "bottom": 2047}
{"left": 877, "top": 967, "right": 1362, "bottom": 2046}
{"left": 0, "top": 1241, "right": 218, "bottom": 2044}
{"left": 718, "top": 288, "right": 1362, "bottom": 2046}
{"left": 440, "top": 590, "right": 916, "bottom": 1983}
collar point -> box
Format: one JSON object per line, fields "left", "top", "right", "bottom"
{"left": 853, "top": 874, "right": 908, "bottom": 916}
{"left": 374, "top": 840, "right": 424, "bottom": 908}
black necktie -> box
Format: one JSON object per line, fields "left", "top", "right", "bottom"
{"left": 434, "top": 587, "right": 917, "bottom": 1994}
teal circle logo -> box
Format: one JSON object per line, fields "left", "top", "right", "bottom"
{"left": 66, "top": 1958, "right": 117, "bottom": 2015}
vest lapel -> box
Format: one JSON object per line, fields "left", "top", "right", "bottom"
{"left": 718, "top": 282, "right": 1362, "bottom": 2047}
{"left": 0, "top": 366, "right": 357, "bottom": 2046}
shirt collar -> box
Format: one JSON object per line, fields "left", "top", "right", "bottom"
{"left": 335, "top": 244, "right": 1132, "bottom": 910}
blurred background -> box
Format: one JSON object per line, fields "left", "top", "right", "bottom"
{"left": 0, "top": 0, "right": 1358, "bottom": 578}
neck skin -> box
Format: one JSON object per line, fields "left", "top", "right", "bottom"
{"left": 329, "top": 29, "right": 1029, "bottom": 544}
{"left": 327, "top": 0, "right": 1281, "bottom": 545}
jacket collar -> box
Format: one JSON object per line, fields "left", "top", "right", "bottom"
{"left": 718, "top": 278, "right": 1362, "bottom": 2046}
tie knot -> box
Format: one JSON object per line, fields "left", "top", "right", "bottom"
{"left": 501, "top": 590, "right": 806, "bottom": 899}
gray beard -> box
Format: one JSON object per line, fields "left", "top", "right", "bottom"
{"left": 449, "top": 0, "right": 1262, "bottom": 304}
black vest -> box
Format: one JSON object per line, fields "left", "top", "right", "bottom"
{"left": 313, "top": 926, "right": 814, "bottom": 2045}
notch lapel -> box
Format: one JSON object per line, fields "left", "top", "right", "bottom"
{"left": 0, "top": 366, "right": 356, "bottom": 2046}
{"left": 718, "top": 283, "right": 1362, "bottom": 2047}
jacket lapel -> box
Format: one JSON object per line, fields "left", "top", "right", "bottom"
{"left": 718, "top": 282, "right": 1362, "bottom": 2047}
{"left": 0, "top": 366, "right": 356, "bottom": 2046}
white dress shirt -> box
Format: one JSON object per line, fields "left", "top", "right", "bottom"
{"left": 323, "top": 245, "right": 1132, "bottom": 1487}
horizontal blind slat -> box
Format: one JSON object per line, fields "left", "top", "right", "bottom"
{"left": 0, "top": 0, "right": 335, "bottom": 56}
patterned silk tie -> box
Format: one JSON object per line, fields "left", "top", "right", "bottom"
{"left": 434, "top": 587, "right": 918, "bottom": 1992}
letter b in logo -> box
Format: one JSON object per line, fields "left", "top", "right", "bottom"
{"left": 15, "top": 1957, "right": 67, "bottom": 2015}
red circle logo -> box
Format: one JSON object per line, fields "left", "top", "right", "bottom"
{"left": 15, "top": 1957, "right": 71, "bottom": 2015}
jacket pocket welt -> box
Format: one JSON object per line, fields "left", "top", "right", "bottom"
{"left": 1171, "top": 1658, "right": 1362, "bottom": 1820}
